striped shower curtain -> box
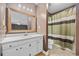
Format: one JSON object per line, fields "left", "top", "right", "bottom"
{"left": 48, "top": 6, "right": 76, "bottom": 50}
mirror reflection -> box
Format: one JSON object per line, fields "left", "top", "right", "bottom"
{"left": 11, "top": 10, "right": 32, "bottom": 30}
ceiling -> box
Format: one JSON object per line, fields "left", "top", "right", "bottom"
{"left": 48, "top": 3, "right": 76, "bottom": 14}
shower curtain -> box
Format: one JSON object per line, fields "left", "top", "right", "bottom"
{"left": 48, "top": 6, "right": 76, "bottom": 50}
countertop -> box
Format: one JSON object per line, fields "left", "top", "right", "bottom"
{"left": 0, "top": 33, "right": 43, "bottom": 44}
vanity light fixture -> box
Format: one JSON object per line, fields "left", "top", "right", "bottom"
{"left": 17, "top": 4, "right": 21, "bottom": 8}
{"left": 27, "top": 8, "right": 30, "bottom": 11}
{"left": 23, "top": 6, "right": 26, "bottom": 9}
{"left": 26, "top": 8, "right": 33, "bottom": 12}
{"left": 30, "top": 9, "right": 33, "bottom": 12}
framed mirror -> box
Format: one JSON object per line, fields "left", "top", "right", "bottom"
{"left": 7, "top": 8, "right": 36, "bottom": 33}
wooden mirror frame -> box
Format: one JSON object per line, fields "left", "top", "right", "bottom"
{"left": 7, "top": 8, "right": 36, "bottom": 33}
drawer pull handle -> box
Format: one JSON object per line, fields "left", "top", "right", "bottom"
{"left": 29, "top": 44, "right": 31, "bottom": 47}
{"left": 9, "top": 45, "right": 12, "bottom": 47}
{"left": 20, "top": 47, "right": 22, "bottom": 49}
{"left": 16, "top": 49, "right": 18, "bottom": 51}
{"left": 29, "top": 53, "right": 31, "bottom": 56}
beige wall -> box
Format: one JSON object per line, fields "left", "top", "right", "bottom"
{"left": 0, "top": 4, "right": 6, "bottom": 40}
{"left": 37, "top": 4, "right": 48, "bottom": 51}
{"left": 37, "top": 4, "right": 47, "bottom": 34}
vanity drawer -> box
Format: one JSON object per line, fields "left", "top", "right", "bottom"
{"left": 2, "top": 39, "right": 30, "bottom": 50}
{"left": 36, "top": 39, "right": 43, "bottom": 53}
{"left": 3, "top": 44, "right": 28, "bottom": 56}
{"left": 26, "top": 37, "right": 43, "bottom": 48}
{"left": 2, "top": 36, "right": 43, "bottom": 50}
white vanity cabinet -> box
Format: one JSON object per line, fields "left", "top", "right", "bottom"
{"left": 1, "top": 33, "right": 43, "bottom": 56}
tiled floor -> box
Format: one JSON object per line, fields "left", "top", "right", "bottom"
{"left": 37, "top": 44, "right": 75, "bottom": 56}
{"left": 48, "top": 47, "right": 75, "bottom": 56}
{"left": 48, "top": 49, "right": 75, "bottom": 56}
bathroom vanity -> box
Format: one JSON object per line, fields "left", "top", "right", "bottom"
{"left": 0, "top": 33, "right": 43, "bottom": 56}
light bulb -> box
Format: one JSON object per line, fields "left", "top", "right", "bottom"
{"left": 23, "top": 6, "right": 26, "bottom": 9}
{"left": 30, "top": 9, "right": 33, "bottom": 12}
{"left": 17, "top": 4, "right": 21, "bottom": 8}
{"left": 27, "top": 8, "right": 30, "bottom": 11}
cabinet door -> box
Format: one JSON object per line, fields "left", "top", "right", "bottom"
{"left": 26, "top": 41, "right": 37, "bottom": 56}
{"left": 32, "top": 43, "right": 38, "bottom": 56}
{"left": 26, "top": 37, "right": 43, "bottom": 56}
{"left": 29, "top": 38, "right": 43, "bottom": 55}
{"left": 37, "top": 39, "right": 43, "bottom": 53}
